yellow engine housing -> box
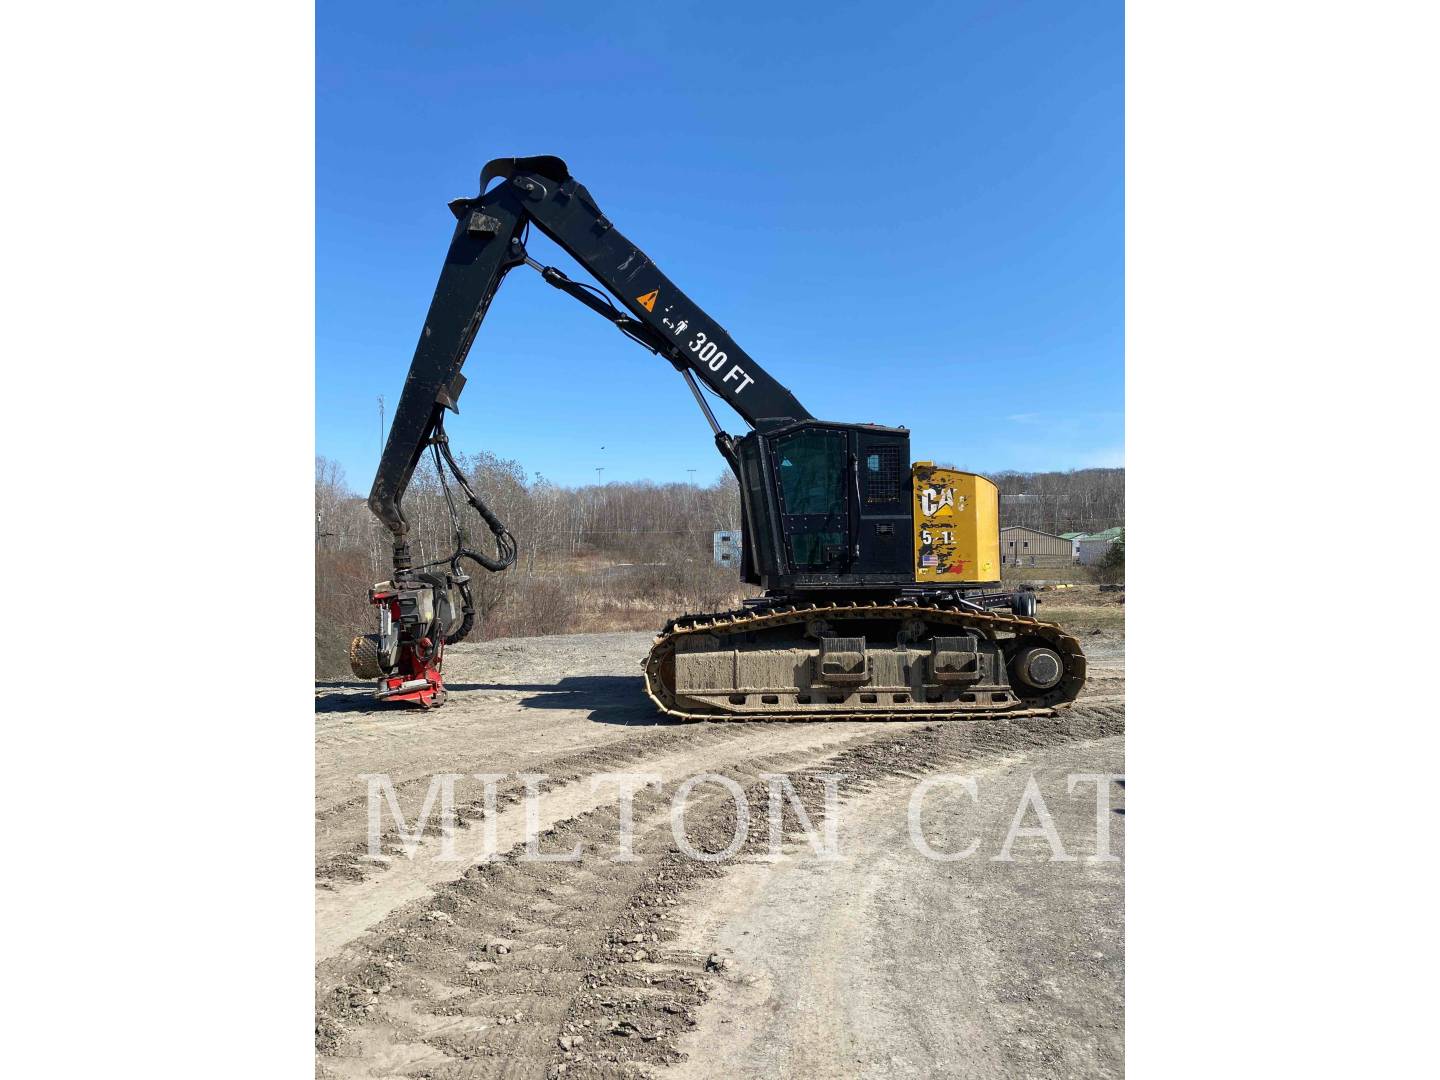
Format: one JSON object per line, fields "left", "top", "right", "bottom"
{"left": 911, "top": 463, "right": 999, "bottom": 586}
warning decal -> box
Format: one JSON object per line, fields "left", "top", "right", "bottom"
{"left": 635, "top": 289, "right": 658, "bottom": 312}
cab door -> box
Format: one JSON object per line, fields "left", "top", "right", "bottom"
{"left": 770, "top": 427, "right": 849, "bottom": 573}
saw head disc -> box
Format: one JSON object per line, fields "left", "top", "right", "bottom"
{"left": 348, "top": 633, "right": 386, "bottom": 680}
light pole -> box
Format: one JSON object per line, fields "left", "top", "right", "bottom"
{"left": 596, "top": 467, "right": 605, "bottom": 485}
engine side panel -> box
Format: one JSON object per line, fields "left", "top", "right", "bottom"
{"left": 911, "top": 464, "right": 1000, "bottom": 585}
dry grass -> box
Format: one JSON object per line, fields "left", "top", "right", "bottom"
{"left": 1031, "top": 584, "right": 1126, "bottom": 634}
{"left": 569, "top": 610, "right": 670, "bottom": 634}
{"left": 1001, "top": 564, "right": 1090, "bottom": 584}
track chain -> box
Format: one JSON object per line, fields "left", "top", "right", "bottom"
{"left": 642, "top": 598, "right": 1088, "bottom": 722}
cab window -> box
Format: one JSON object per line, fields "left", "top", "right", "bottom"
{"left": 776, "top": 431, "right": 844, "bottom": 515}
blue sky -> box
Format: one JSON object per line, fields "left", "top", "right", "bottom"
{"left": 318, "top": 0, "right": 1122, "bottom": 491}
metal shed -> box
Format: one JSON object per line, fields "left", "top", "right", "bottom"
{"left": 999, "top": 526, "right": 1072, "bottom": 568}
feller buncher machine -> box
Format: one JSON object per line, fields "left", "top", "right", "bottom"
{"left": 351, "top": 155, "right": 1085, "bottom": 718}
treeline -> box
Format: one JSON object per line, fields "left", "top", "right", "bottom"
{"left": 316, "top": 456, "right": 1125, "bottom": 676}
{"left": 991, "top": 467, "right": 1125, "bottom": 536}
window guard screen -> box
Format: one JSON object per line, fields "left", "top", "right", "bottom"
{"left": 865, "top": 445, "right": 904, "bottom": 503}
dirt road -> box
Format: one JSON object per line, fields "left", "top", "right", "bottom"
{"left": 316, "top": 617, "right": 1124, "bottom": 1078}
{"left": 667, "top": 740, "right": 1123, "bottom": 1079}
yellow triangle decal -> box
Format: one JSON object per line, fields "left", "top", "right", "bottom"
{"left": 635, "top": 289, "right": 658, "bottom": 312}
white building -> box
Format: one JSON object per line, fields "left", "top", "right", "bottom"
{"left": 1075, "top": 527, "right": 1124, "bottom": 566}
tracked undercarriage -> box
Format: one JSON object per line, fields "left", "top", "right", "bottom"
{"left": 644, "top": 597, "right": 1086, "bottom": 721}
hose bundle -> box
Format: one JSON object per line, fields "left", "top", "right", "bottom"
{"left": 413, "top": 413, "right": 518, "bottom": 643}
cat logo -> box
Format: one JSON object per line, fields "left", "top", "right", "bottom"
{"left": 920, "top": 486, "right": 956, "bottom": 516}
{"left": 635, "top": 289, "right": 659, "bottom": 312}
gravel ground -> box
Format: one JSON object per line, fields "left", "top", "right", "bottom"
{"left": 667, "top": 740, "right": 1123, "bottom": 1079}
{"left": 315, "top": 619, "right": 1125, "bottom": 1078}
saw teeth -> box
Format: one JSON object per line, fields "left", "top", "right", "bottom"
{"left": 348, "top": 633, "right": 386, "bottom": 680}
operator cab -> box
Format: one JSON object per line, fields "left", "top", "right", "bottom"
{"left": 735, "top": 420, "right": 914, "bottom": 590}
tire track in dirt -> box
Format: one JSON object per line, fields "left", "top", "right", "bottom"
{"left": 316, "top": 722, "right": 766, "bottom": 886}
{"left": 667, "top": 738, "right": 1125, "bottom": 1079}
{"left": 316, "top": 703, "right": 1124, "bottom": 1078}
{"left": 316, "top": 721, "right": 918, "bottom": 963}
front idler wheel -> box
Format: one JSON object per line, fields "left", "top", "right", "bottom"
{"left": 1011, "top": 644, "right": 1064, "bottom": 691}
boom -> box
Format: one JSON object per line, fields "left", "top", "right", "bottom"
{"left": 368, "top": 154, "right": 810, "bottom": 538}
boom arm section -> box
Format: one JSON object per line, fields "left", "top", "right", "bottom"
{"left": 368, "top": 154, "right": 811, "bottom": 538}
